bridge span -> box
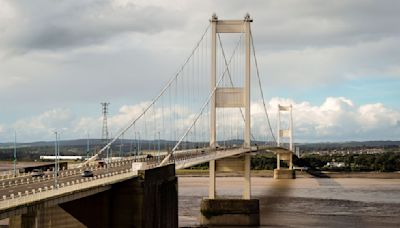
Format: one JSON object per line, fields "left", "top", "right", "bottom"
{"left": 0, "top": 146, "right": 293, "bottom": 227}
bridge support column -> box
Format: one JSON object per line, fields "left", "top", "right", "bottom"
{"left": 274, "top": 151, "right": 295, "bottom": 179}
{"left": 209, "top": 160, "right": 216, "bottom": 199}
{"left": 9, "top": 204, "right": 84, "bottom": 228}
{"left": 202, "top": 154, "right": 259, "bottom": 226}
{"left": 243, "top": 153, "right": 251, "bottom": 199}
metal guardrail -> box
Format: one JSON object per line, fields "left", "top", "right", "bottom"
{"left": 0, "top": 160, "right": 135, "bottom": 188}
{"left": 0, "top": 159, "right": 136, "bottom": 193}
{"left": 0, "top": 169, "right": 135, "bottom": 211}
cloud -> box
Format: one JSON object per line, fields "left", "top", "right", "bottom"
{"left": 259, "top": 37, "right": 400, "bottom": 89}
{"left": 0, "top": 0, "right": 183, "bottom": 53}
{"left": 259, "top": 97, "right": 400, "bottom": 142}
{"left": 1, "top": 97, "right": 399, "bottom": 143}
{"left": 10, "top": 108, "right": 76, "bottom": 141}
{"left": 251, "top": 0, "right": 400, "bottom": 50}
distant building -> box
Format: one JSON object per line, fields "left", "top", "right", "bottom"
{"left": 326, "top": 161, "right": 346, "bottom": 168}
{"left": 40, "top": 156, "right": 83, "bottom": 161}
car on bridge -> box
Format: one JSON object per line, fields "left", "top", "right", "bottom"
{"left": 97, "top": 161, "right": 106, "bottom": 168}
{"left": 81, "top": 170, "right": 94, "bottom": 177}
{"left": 293, "top": 166, "right": 310, "bottom": 171}
{"left": 31, "top": 169, "right": 44, "bottom": 177}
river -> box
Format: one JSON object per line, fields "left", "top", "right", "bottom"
{"left": 178, "top": 177, "right": 400, "bottom": 227}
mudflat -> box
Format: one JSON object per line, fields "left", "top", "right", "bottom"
{"left": 0, "top": 161, "right": 53, "bottom": 171}
{"left": 178, "top": 177, "right": 400, "bottom": 227}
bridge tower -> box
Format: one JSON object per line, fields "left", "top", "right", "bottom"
{"left": 208, "top": 13, "right": 252, "bottom": 199}
{"left": 202, "top": 14, "right": 259, "bottom": 227}
{"left": 277, "top": 104, "right": 293, "bottom": 151}
{"left": 209, "top": 13, "right": 251, "bottom": 149}
{"left": 274, "top": 104, "right": 295, "bottom": 179}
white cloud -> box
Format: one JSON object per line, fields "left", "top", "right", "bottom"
{"left": 258, "top": 97, "right": 400, "bottom": 142}
{"left": 1, "top": 97, "right": 399, "bottom": 143}
{"left": 10, "top": 108, "right": 76, "bottom": 141}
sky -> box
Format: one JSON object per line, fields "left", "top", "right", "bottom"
{"left": 0, "top": 0, "right": 399, "bottom": 143}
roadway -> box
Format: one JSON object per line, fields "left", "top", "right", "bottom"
{"left": 0, "top": 160, "right": 133, "bottom": 200}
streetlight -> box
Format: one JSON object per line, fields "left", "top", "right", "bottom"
{"left": 54, "top": 131, "right": 59, "bottom": 189}
{"left": 130, "top": 134, "right": 133, "bottom": 155}
{"left": 137, "top": 132, "right": 141, "bottom": 155}
{"left": 157, "top": 132, "right": 160, "bottom": 164}
{"left": 134, "top": 132, "right": 137, "bottom": 162}
{"left": 119, "top": 133, "right": 124, "bottom": 157}
{"left": 13, "top": 131, "right": 17, "bottom": 177}
{"left": 106, "top": 146, "right": 110, "bottom": 172}
{"left": 86, "top": 132, "right": 90, "bottom": 157}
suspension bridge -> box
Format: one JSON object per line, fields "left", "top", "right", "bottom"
{"left": 0, "top": 14, "right": 295, "bottom": 227}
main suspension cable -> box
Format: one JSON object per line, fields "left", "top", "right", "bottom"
{"left": 80, "top": 24, "right": 211, "bottom": 167}
{"left": 249, "top": 28, "right": 277, "bottom": 143}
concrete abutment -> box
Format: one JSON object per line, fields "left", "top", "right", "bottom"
{"left": 9, "top": 164, "right": 178, "bottom": 228}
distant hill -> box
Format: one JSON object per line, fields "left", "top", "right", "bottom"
{"left": 0, "top": 139, "right": 399, "bottom": 161}
{"left": 1, "top": 139, "right": 400, "bottom": 149}
{"left": 298, "top": 141, "right": 400, "bottom": 150}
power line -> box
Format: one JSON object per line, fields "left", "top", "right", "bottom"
{"left": 100, "top": 102, "right": 110, "bottom": 144}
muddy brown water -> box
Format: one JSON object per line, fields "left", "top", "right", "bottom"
{"left": 178, "top": 177, "right": 400, "bottom": 227}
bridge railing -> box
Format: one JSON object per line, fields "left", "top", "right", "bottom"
{"left": 0, "top": 168, "right": 135, "bottom": 212}
{"left": 0, "top": 158, "right": 136, "bottom": 188}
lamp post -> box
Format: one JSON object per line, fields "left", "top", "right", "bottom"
{"left": 54, "top": 131, "right": 59, "bottom": 189}
{"left": 157, "top": 132, "right": 160, "bottom": 164}
{"left": 137, "top": 132, "right": 141, "bottom": 155}
{"left": 13, "top": 131, "right": 17, "bottom": 177}
{"left": 130, "top": 134, "right": 133, "bottom": 155}
{"left": 119, "top": 133, "right": 124, "bottom": 157}
{"left": 86, "top": 133, "right": 90, "bottom": 157}
{"left": 106, "top": 146, "right": 110, "bottom": 172}
{"left": 134, "top": 132, "right": 137, "bottom": 161}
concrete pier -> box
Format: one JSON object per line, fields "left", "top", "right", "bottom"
{"left": 274, "top": 150, "right": 295, "bottom": 179}
{"left": 274, "top": 169, "right": 295, "bottom": 179}
{"left": 200, "top": 199, "right": 260, "bottom": 226}
{"left": 203, "top": 154, "right": 260, "bottom": 226}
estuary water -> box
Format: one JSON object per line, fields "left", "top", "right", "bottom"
{"left": 178, "top": 177, "right": 400, "bottom": 227}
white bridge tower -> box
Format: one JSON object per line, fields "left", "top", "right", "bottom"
{"left": 209, "top": 13, "right": 252, "bottom": 199}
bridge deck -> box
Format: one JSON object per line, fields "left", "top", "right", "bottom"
{"left": 0, "top": 146, "right": 290, "bottom": 219}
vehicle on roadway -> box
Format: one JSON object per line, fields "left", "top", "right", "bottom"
{"left": 97, "top": 161, "right": 106, "bottom": 168}
{"left": 81, "top": 170, "right": 94, "bottom": 177}
{"left": 293, "top": 166, "right": 310, "bottom": 171}
{"left": 31, "top": 169, "right": 44, "bottom": 177}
